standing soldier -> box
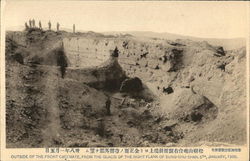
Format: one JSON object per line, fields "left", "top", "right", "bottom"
{"left": 39, "top": 21, "right": 42, "bottom": 29}
{"left": 32, "top": 19, "right": 35, "bottom": 28}
{"left": 96, "top": 118, "right": 105, "bottom": 137}
{"left": 29, "top": 19, "right": 32, "bottom": 28}
{"left": 73, "top": 24, "right": 75, "bottom": 33}
{"left": 25, "top": 22, "right": 29, "bottom": 30}
{"left": 56, "top": 22, "right": 60, "bottom": 32}
{"left": 105, "top": 96, "right": 111, "bottom": 115}
{"left": 48, "top": 21, "right": 51, "bottom": 30}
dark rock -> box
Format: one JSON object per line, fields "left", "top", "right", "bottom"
{"left": 155, "top": 65, "right": 160, "bottom": 70}
{"left": 215, "top": 46, "right": 225, "bottom": 56}
{"left": 163, "top": 121, "right": 178, "bottom": 134}
{"left": 163, "top": 87, "right": 174, "bottom": 94}
{"left": 182, "top": 96, "right": 218, "bottom": 123}
{"left": 164, "top": 126, "right": 172, "bottom": 131}
{"left": 69, "top": 142, "right": 88, "bottom": 147}
{"left": 217, "top": 63, "right": 226, "bottom": 71}
{"left": 53, "top": 138, "right": 63, "bottom": 145}
{"left": 12, "top": 53, "right": 24, "bottom": 64}
{"left": 154, "top": 117, "right": 162, "bottom": 123}
{"left": 140, "top": 52, "right": 149, "bottom": 58}
{"left": 111, "top": 47, "right": 119, "bottom": 57}
{"left": 169, "top": 42, "right": 185, "bottom": 46}
{"left": 122, "top": 41, "right": 129, "bottom": 49}
{"left": 28, "top": 55, "right": 43, "bottom": 64}
{"left": 167, "top": 49, "right": 183, "bottom": 72}
{"left": 190, "top": 112, "right": 203, "bottom": 122}
{"left": 127, "top": 120, "right": 136, "bottom": 127}
{"left": 120, "top": 77, "right": 143, "bottom": 93}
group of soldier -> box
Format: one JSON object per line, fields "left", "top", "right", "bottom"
{"left": 25, "top": 19, "right": 76, "bottom": 33}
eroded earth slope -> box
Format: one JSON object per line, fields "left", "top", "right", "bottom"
{"left": 6, "top": 29, "right": 246, "bottom": 147}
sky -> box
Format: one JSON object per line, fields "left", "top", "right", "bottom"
{"left": 2, "top": 0, "right": 249, "bottom": 39}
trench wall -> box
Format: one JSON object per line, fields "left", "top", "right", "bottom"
{"left": 62, "top": 37, "right": 179, "bottom": 80}
{"left": 62, "top": 36, "right": 237, "bottom": 108}
{"left": 62, "top": 37, "right": 189, "bottom": 98}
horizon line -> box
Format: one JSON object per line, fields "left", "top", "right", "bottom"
{"left": 5, "top": 26, "right": 246, "bottom": 40}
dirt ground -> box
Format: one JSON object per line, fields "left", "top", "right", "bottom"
{"left": 5, "top": 29, "right": 247, "bottom": 148}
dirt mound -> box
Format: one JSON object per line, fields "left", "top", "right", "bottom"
{"left": 161, "top": 88, "right": 218, "bottom": 123}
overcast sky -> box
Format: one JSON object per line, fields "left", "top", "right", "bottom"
{"left": 2, "top": 1, "right": 248, "bottom": 39}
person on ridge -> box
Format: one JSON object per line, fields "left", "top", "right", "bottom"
{"left": 39, "top": 21, "right": 42, "bottom": 29}
{"left": 48, "top": 21, "right": 51, "bottom": 30}
{"left": 29, "top": 19, "right": 32, "bottom": 28}
{"left": 73, "top": 24, "right": 75, "bottom": 33}
{"left": 32, "top": 19, "right": 35, "bottom": 28}
{"left": 105, "top": 96, "right": 111, "bottom": 116}
{"left": 25, "top": 22, "right": 29, "bottom": 30}
{"left": 56, "top": 22, "right": 60, "bottom": 32}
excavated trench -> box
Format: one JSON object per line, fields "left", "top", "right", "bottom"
{"left": 6, "top": 29, "right": 246, "bottom": 148}
{"left": 43, "top": 45, "right": 219, "bottom": 147}
{"left": 6, "top": 43, "right": 191, "bottom": 147}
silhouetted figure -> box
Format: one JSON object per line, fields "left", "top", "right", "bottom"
{"left": 29, "top": 19, "right": 32, "bottom": 28}
{"left": 25, "top": 22, "right": 29, "bottom": 30}
{"left": 105, "top": 97, "right": 111, "bottom": 115}
{"left": 57, "top": 50, "right": 68, "bottom": 78}
{"left": 48, "top": 21, "right": 51, "bottom": 30}
{"left": 96, "top": 118, "right": 105, "bottom": 137}
{"left": 39, "top": 21, "right": 42, "bottom": 29}
{"left": 73, "top": 24, "right": 75, "bottom": 33}
{"left": 56, "top": 22, "right": 60, "bottom": 32}
{"left": 32, "top": 19, "right": 35, "bottom": 28}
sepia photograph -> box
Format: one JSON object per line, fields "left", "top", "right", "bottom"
{"left": 2, "top": 0, "right": 248, "bottom": 150}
